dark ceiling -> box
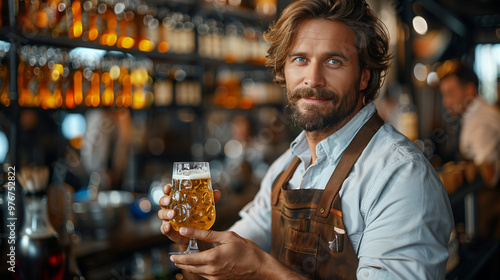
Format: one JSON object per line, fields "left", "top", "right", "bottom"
{"left": 437, "top": 0, "right": 500, "bottom": 18}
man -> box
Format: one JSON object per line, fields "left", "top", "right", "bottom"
{"left": 439, "top": 60, "right": 500, "bottom": 188}
{"left": 159, "top": 0, "right": 453, "bottom": 279}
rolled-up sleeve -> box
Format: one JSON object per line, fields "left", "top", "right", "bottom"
{"left": 356, "top": 156, "right": 454, "bottom": 279}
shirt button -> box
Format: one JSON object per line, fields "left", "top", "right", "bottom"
{"left": 364, "top": 271, "right": 369, "bottom": 278}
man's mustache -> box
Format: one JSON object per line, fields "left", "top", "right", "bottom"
{"left": 289, "top": 88, "right": 336, "bottom": 102}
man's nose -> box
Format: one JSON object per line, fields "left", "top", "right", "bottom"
{"left": 303, "top": 62, "right": 326, "bottom": 88}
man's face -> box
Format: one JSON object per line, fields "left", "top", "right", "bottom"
{"left": 439, "top": 75, "right": 472, "bottom": 116}
{"left": 283, "top": 19, "right": 370, "bottom": 131}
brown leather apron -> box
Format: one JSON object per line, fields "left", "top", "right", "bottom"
{"left": 270, "top": 113, "right": 384, "bottom": 279}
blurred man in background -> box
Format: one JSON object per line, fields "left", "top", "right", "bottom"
{"left": 439, "top": 60, "right": 500, "bottom": 188}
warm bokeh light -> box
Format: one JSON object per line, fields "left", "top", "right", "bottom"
{"left": 88, "top": 27, "right": 99, "bottom": 41}
{"left": 157, "top": 41, "right": 169, "bottom": 53}
{"left": 412, "top": 16, "right": 428, "bottom": 35}
{"left": 74, "top": 71, "right": 83, "bottom": 105}
{"left": 71, "top": 1, "right": 83, "bottom": 38}
{"left": 138, "top": 40, "right": 155, "bottom": 52}
{"left": 109, "top": 65, "right": 120, "bottom": 80}
{"left": 413, "top": 63, "right": 428, "bottom": 82}
{"left": 65, "top": 88, "right": 75, "bottom": 109}
{"left": 119, "top": 37, "right": 135, "bottom": 49}
{"left": 51, "top": 64, "right": 64, "bottom": 81}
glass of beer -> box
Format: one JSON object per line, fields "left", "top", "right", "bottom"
{"left": 169, "top": 162, "right": 216, "bottom": 254}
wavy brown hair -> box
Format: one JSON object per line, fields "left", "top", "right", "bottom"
{"left": 264, "top": 0, "right": 391, "bottom": 103}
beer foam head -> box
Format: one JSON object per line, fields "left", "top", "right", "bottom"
{"left": 172, "top": 171, "right": 211, "bottom": 180}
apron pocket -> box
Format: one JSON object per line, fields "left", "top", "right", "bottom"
{"left": 283, "top": 227, "right": 319, "bottom": 279}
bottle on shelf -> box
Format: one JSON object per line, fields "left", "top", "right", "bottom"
{"left": 174, "top": 65, "right": 201, "bottom": 107}
{"left": 116, "top": 1, "right": 137, "bottom": 49}
{"left": 136, "top": 4, "right": 159, "bottom": 52}
{"left": 71, "top": 57, "right": 84, "bottom": 107}
{"left": 82, "top": 0, "right": 100, "bottom": 41}
{"left": 52, "top": 0, "right": 71, "bottom": 37}
{"left": 153, "top": 63, "right": 173, "bottom": 106}
{"left": 70, "top": 0, "right": 83, "bottom": 38}
{"left": 395, "top": 92, "right": 419, "bottom": 142}
{"left": 130, "top": 58, "right": 153, "bottom": 109}
{"left": 99, "top": 0, "right": 118, "bottom": 46}
{"left": 0, "top": 42, "right": 10, "bottom": 107}
{"left": 157, "top": 8, "right": 172, "bottom": 53}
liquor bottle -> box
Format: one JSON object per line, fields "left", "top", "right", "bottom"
{"left": 17, "top": 0, "right": 38, "bottom": 35}
{"left": 38, "top": 47, "right": 53, "bottom": 109}
{"left": 85, "top": 69, "right": 100, "bottom": 107}
{"left": 52, "top": 0, "right": 71, "bottom": 37}
{"left": 130, "top": 59, "right": 153, "bottom": 109}
{"left": 136, "top": 4, "right": 157, "bottom": 52}
{"left": 47, "top": 163, "right": 86, "bottom": 280}
{"left": 40, "top": 48, "right": 64, "bottom": 109}
{"left": 157, "top": 8, "right": 171, "bottom": 53}
{"left": 182, "top": 15, "right": 196, "bottom": 54}
{"left": 396, "top": 92, "right": 419, "bottom": 142}
{"left": 83, "top": 0, "right": 100, "bottom": 41}
{"left": 14, "top": 167, "right": 65, "bottom": 280}
{"left": 17, "top": 46, "right": 36, "bottom": 107}
{"left": 196, "top": 17, "right": 210, "bottom": 57}
{"left": 116, "top": 60, "right": 132, "bottom": 108}
{"left": 0, "top": 45, "right": 9, "bottom": 107}
{"left": 99, "top": 0, "right": 118, "bottom": 46}
{"left": 70, "top": 0, "right": 83, "bottom": 38}
{"left": 160, "top": 11, "right": 176, "bottom": 53}
{"left": 72, "top": 59, "right": 84, "bottom": 107}
{"left": 100, "top": 58, "right": 115, "bottom": 106}
{"left": 116, "top": 1, "right": 137, "bottom": 49}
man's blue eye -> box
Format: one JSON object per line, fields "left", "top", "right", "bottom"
{"left": 295, "top": 57, "right": 306, "bottom": 62}
{"left": 328, "top": 59, "right": 340, "bottom": 65}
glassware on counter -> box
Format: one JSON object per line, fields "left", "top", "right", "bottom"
{"left": 15, "top": 166, "right": 65, "bottom": 280}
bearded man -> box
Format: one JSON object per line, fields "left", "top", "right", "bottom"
{"left": 159, "top": 0, "right": 454, "bottom": 279}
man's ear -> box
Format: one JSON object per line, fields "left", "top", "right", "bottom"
{"left": 465, "top": 82, "right": 477, "bottom": 100}
{"left": 360, "top": 67, "right": 370, "bottom": 91}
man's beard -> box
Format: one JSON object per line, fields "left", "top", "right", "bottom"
{"left": 287, "top": 78, "right": 361, "bottom": 132}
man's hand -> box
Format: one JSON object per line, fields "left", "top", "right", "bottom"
{"left": 170, "top": 227, "right": 307, "bottom": 280}
{"left": 157, "top": 183, "right": 222, "bottom": 244}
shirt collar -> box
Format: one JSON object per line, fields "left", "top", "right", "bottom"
{"left": 290, "top": 102, "right": 377, "bottom": 164}
{"left": 462, "top": 96, "right": 483, "bottom": 120}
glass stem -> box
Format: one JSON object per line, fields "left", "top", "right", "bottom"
{"left": 187, "top": 238, "right": 199, "bottom": 253}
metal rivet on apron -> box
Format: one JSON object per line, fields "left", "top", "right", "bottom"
{"left": 320, "top": 208, "right": 325, "bottom": 214}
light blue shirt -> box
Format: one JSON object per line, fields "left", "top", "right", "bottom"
{"left": 229, "top": 103, "right": 454, "bottom": 279}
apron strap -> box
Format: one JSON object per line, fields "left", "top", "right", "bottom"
{"left": 271, "top": 157, "right": 301, "bottom": 206}
{"left": 315, "top": 112, "right": 385, "bottom": 219}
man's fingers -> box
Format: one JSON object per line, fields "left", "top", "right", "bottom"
{"left": 160, "top": 220, "right": 171, "bottom": 235}
{"left": 157, "top": 208, "right": 175, "bottom": 220}
{"left": 171, "top": 251, "right": 208, "bottom": 266}
{"left": 158, "top": 195, "right": 171, "bottom": 207}
{"left": 178, "top": 227, "right": 220, "bottom": 243}
{"left": 213, "top": 190, "right": 222, "bottom": 204}
{"left": 163, "top": 183, "right": 171, "bottom": 194}
{"left": 173, "top": 263, "right": 213, "bottom": 278}
{"left": 178, "top": 227, "right": 238, "bottom": 244}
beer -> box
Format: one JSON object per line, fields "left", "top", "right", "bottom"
{"left": 169, "top": 172, "right": 215, "bottom": 231}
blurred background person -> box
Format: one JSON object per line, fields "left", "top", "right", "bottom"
{"left": 80, "top": 109, "right": 132, "bottom": 190}
{"left": 439, "top": 59, "right": 500, "bottom": 241}
{"left": 439, "top": 59, "right": 500, "bottom": 188}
